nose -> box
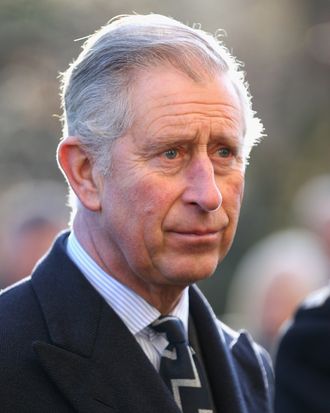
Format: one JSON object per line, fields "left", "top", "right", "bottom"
{"left": 183, "top": 155, "right": 222, "bottom": 212}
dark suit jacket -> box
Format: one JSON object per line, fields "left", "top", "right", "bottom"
{"left": 275, "top": 286, "right": 330, "bottom": 413}
{"left": 0, "top": 232, "right": 273, "bottom": 412}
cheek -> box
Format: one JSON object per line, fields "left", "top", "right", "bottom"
{"left": 125, "top": 181, "right": 177, "bottom": 261}
{"left": 127, "top": 178, "right": 176, "bottom": 226}
{"left": 221, "top": 173, "right": 245, "bottom": 213}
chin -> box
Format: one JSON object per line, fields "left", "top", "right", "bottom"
{"left": 164, "top": 263, "right": 218, "bottom": 286}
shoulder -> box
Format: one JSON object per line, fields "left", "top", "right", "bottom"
{"left": 0, "top": 277, "right": 49, "bottom": 347}
{"left": 279, "top": 285, "right": 330, "bottom": 346}
{"left": 0, "top": 233, "right": 72, "bottom": 357}
{"left": 190, "top": 284, "right": 273, "bottom": 373}
{"left": 0, "top": 276, "right": 38, "bottom": 323}
{"left": 275, "top": 287, "right": 330, "bottom": 412}
{"left": 218, "top": 318, "right": 274, "bottom": 380}
{"left": 0, "top": 275, "right": 64, "bottom": 409}
{"left": 190, "top": 286, "right": 274, "bottom": 400}
{"left": 276, "top": 286, "right": 330, "bottom": 357}
{"left": 295, "top": 285, "right": 330, "bottom": 322}
{"left": 215, "top": 317, "right": 274, "bottom": 412}
{"left": 0, "top": 276, "right": 50, "bottom": 396}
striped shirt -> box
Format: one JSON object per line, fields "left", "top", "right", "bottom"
{"left": 66, "top": 231, "right": 189, "bottom": 370}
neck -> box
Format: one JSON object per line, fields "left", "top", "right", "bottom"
{"left": 72, "top": 212, "right": 187, "bottom": 315}
{"left": 138, "top": 285, "right": 186, "bottom": 315}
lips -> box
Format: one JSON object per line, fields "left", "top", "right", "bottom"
{"left": 166, "top": 226, "right": 224, "bottom": 236}
{"left": 176, "top": 229, "right": 220, "bottom": 236}
{"left": 164, "top": 216, "right": 229, "bottom": 242}
{"left": 166, "top": 228, "right": 223, "bottom": 242}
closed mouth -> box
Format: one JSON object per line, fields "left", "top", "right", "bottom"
{"left": 169, "top": 228, "right": 221, "bottom": 236}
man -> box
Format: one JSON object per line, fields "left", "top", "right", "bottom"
{"left": 0, "top": 14, "right": 273, "bottom": 412}
{"left": 275, "top": 286, "right": 330, "bottom": 413}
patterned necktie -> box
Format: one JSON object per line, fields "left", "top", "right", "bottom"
{"left": 151, "top": 316, "right": 214, "bottom": 413}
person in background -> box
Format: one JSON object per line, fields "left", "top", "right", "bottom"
{"left": 292, "top": 174, "right": 330, "bottom": 272}
{"left": 274, "top": 175, "right": 330, "bottom": 413}
{"left": 274, "top": 286, "right": 330, "bottom": 413}
{"left": 0, "top": 180, "right": 69, "bottom": 288}
{"left": 0, "top": 14, "right": 273, "bottom": 412}
{"left": 224, "top": 228, "right": 328, "bottom": 353}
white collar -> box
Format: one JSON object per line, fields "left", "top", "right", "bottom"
{"left": 66, "top": 231, "right": 189, "bottom": 336}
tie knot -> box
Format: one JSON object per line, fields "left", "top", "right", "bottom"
{"left": 151, "top": 316, "right": 187, "bottom": 344}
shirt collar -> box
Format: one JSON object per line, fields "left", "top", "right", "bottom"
{"left": 66, "top": 231, "right": 189, "bottom": 336}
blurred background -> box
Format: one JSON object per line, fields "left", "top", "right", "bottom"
{"left": 1, "top": 0, "right": 329, "bottom": 352}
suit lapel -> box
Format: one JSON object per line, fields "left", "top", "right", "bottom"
{"left": 33, "top": 301, "right": 180, "bottom": 413}
{"left": 189, "top": 286, "right": 272, "bottom": 413}
{"left": 33, "top": 340, "right": 111, "bottom": 413}
{"left": 230, "top": 332, "right": 273, "bottom": 413}
{"left": 31, "top": 233, "right": 180, "bottom": 413}
{"left": 189, "top": 286, "right": 247, "bottom": 413}
{"left": 89, "top": 300, "right": 181, "bottom": 413}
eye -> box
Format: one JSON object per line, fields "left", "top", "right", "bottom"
{"left": 217, "top": 147, "right": 232, "bottom": 158}
{"left": 163, "top": 148, "right": 179, "bottom": 160}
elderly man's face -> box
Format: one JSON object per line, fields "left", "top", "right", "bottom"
{"left": 97, "top": 67, "right": 245, "bottom": 297}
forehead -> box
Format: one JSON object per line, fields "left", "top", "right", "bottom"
{"left": 129, "top": 66, "right": 244, "bottom": 139}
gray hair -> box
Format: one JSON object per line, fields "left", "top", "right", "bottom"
{"left": 60, "top": 13, "right": 264, "bottom": 175}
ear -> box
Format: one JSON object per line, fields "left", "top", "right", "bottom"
{"left": 57, "top": 136, "right": 102, "bottom": 211}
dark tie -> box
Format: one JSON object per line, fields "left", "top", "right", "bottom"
{"left": 151, "top": 316, "right": 214, "bottom": 413}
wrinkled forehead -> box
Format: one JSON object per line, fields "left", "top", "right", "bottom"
{"left": 128, "top": 65, "right": 244, "bottom": 133}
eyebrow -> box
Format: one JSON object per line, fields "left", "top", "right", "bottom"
{"left": 144, "top": 136, "right": 192, "bottom": 153}
{"left": 144, "top": 132, "right": 243, "bottom": 153}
